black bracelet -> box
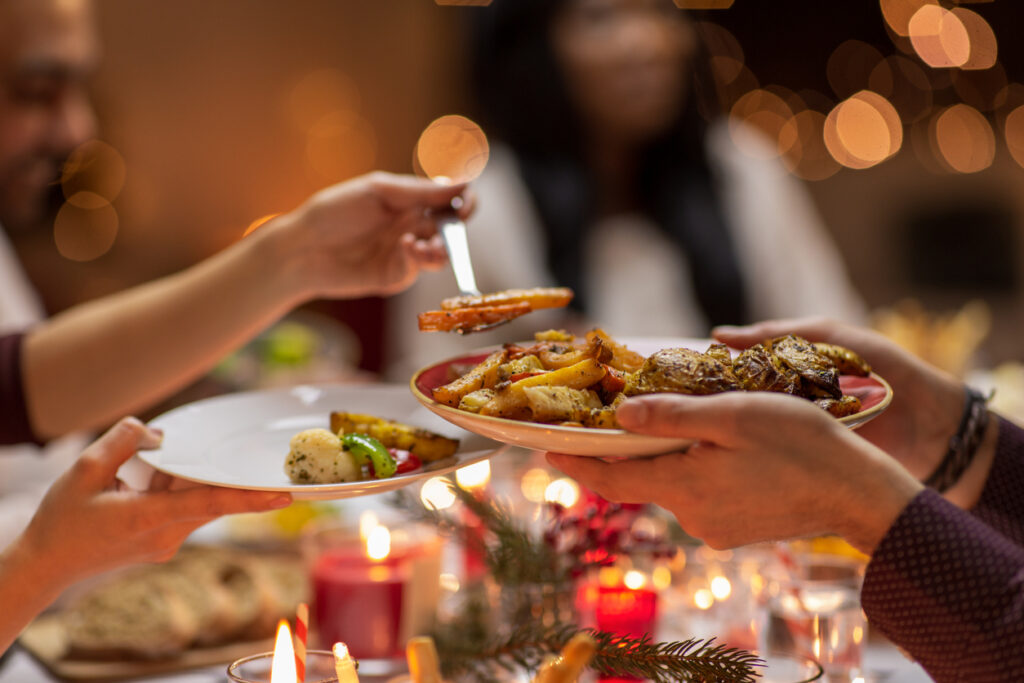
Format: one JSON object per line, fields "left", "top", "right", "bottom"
{"left": 923, "top": 386, "right": 991, "bottom": 493}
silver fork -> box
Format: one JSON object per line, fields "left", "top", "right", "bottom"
{"left": 437, "top": 197, "right": 513, "bottom": 334}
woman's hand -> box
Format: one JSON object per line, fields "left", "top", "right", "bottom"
{"left": 267, "top": 172, "right": 473, "bottom": 300}
{"left": 15, "top": 417, "right": 292, "bottom": 594}
{"left": 713, "top": 318, "right": 969, "bottom": 484}
{"left": 547, "top": 392, "right": 923, "bottom": 554}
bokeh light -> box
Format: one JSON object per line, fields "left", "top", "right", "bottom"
{"left": 827, "top": 40, "right": 885, "bottom": 100}
{"left": 951, "top": 7, "right": 997, "bottom": 71}
{"left": 54, "top": 193, "right": 119, "bottom": 262}
{"left": 61, "top": 140, "right": 127, "bottom": 204}
{"left": 544, "top": 478, "right": 580, "bottom": 508}
{"left": 420, "top": 477, "right": 456, "bottom": 510}
{"left": 1005, "top": 106, "right": 1024, "bottom": 170}
{"left": 782, "top": 110, "right": 841, "bottom": 181}
{"left": 824, "top": 91, "right": 902, "bottom": 169}
{"left": 455, "top": 460, "right": 492, "bottom": 490}
{"left": 880, "top": 0, "right": 938, "bottom": 37}
{"left": 933, "top": 103, "right": 995, "bottom": 173}
{"left": 415, "top": 115, "right": 490, "bottom": 184}
{"left": 729, "top": 89, "right": 795, "bottom": 159}
{"left": 698, "top": 22, "right": 756, "bottom": 114}
{"left": 869, "top": 55, "right": 933, "bottom": 123}
{"left": 520, "top": 468, "right": 551, "bottom": 503}
{"left": 908, "top": 5, "right": 969, "bottom": 69}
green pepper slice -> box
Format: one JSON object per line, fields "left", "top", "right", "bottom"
{"left": 340, "top": 433, "right": 397, "bottom": 479}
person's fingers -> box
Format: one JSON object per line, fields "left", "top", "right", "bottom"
{"left": 407, "top": 235, "right": 447, "bottom": 270}
{"left": 142, "top": 487, "right": 293, "bottom": 523}
{"left": 455, "top": 189, "right": 477, "bottom": 219}
{"left": 75, "top": 417, "right": 163, "bottom": 490}
{"left": 615, "top": 394, "right": 743, "bottom": 442}
{"left": 712, "top": 317, "right": 842, "bottom": 348}
{"left": 147, "top": 471, "right": 175, "bottom": 493}
{"left": 544, "top": 453, "right": 655, "bottom": 504}
{"left": 369, "top": 172, "right": 468, "bottom": 212}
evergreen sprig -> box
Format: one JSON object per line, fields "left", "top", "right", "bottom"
{"left": 433, "top": 615, "right": 762, "bottom": 683}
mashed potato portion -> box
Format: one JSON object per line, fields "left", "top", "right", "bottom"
{"left": 285, "top": 428, "right": 360, "bottom": 484}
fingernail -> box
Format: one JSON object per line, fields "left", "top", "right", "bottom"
{"left": 266, "top": 494, "right": 292, "bottom": 509}
{"left": 148, "top": 426, "right": 164, "bottom": 438}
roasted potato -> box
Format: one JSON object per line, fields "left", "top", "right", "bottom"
{"left": 432, "top": 349, "right": 508, "bottom": 407}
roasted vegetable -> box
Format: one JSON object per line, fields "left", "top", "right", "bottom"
{"left": 418, "top": 302, "right": 532, "bottom": 333}
{"left": 625, "top": 348, "right": 740, "bottom": 396}
{"left": 340, "top": 433, "right": 396, "bottom": 479}
{"left": 330, "top": 412, "right": 459, "bottom": 461}
{"left": 431, "top": 349, "right": 508, "bottom": 407}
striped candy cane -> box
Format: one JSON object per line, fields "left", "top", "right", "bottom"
{"left": 295, "top": 602, "right": 309, "bottom": 682}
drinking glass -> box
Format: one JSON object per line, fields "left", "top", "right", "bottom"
{"left": 763, "top": 554, "right": 866, "bottom": 682}
{"left": 227, "top": 650, "right": 338, "bottom": 683}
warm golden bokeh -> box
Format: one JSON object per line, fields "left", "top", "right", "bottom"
{"left": 54, "top": 194, "right": 120, "bottom": 262}
{"left": 781, "top": 110, "right": 841, "bottom": 181}
{"left": 729, "top": 89, "right": 795, "bottom": 159}
{"left": 951, "top": 7, "right": 997, "bottom": 71}
{"left": 824, "top": 91, "right": 902, "bottom": 169}
{"left": 880, "top": 0, "right": 939, "bottom": 37}
{"left": 61, "top": 140, "right": 127, "bottom": 204}
{"left": 932, "top": 103, "right": 996, "bottom": 173}
{"left": 1005, "top": 105, "right": 1024, "bottom": 169}
{"left": 415, "top": 114, "right": 490, "bottom": 184}
{"left": 908, "top": 5, "right": 969, "bottom": 68}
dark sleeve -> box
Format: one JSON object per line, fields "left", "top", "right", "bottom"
{"left": 0, "top": 332, "right": 42, "bottom": 445}
{"left": 969, "top": 417, "right": 1024, "bottom": 546}
{"left": 862, "top": 488, "right": 1024, "bottom": 682}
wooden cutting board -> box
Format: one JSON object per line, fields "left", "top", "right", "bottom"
{"left": 19, "top": 614, "right": 275, "bottom": 682}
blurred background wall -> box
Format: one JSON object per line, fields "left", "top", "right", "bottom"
{"left": 12, "top": 0, "right": 1024, "bottom": 370}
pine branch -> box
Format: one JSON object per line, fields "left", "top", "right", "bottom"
{"left": 434, "top": 618, "right": 762, "bottom": 683}
{"left": 390, "top": 483, "right": 564, "bottom": 585}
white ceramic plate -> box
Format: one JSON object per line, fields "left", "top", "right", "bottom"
{"left": 411, "top": 338, "right": 893, "bottom": 458}
{"left": 140, "top": 384, "right": 506, "bottom": 500}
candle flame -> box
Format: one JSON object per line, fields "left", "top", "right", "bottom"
{"left": 365, "top": 524, "right": 391, "bottom": 561}
{"left": 333, "top": 642, "right": 351, "bottom": 661}
{"left": 271, "top": 620, "right": 298, "bottom": 683}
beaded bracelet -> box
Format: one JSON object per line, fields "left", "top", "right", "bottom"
{"left": 923, "top": 386, "right": 991, "bottom": 493}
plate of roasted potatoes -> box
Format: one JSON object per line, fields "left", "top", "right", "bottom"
{"left": 410, "top": 329, "right": 892, "bottom": 457}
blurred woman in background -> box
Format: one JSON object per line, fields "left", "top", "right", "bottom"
{"left": 389, "top": 0, "right": 864, "bottom": 377}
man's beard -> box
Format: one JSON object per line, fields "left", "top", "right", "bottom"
{"left": 0, "top": 164, "right": 68, "bottom": 236}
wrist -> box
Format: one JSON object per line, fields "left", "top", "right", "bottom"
{"left": 832, "top": 445, "right": 923, "bottom": 555}
{"left": 245, "top": 213, "right": 315, "bottom": 307}
{"left": 0, "top": 533, "right": 65, "bottom": 614}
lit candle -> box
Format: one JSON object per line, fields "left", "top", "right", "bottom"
{"left": 270, "top": 620, "right": 299, "bottom": 683}
{"left": 332, "top": 642, "right": 360, "bottom": 683}
{"left": 406, "top": 636, "right": 442, "bottom": 683}
{"left": 313, "top": 524, "right": 406, "bottom": 659}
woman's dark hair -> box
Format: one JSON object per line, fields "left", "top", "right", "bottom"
{"left": 467, "top": 0, "right": 749, "bottom": 329}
